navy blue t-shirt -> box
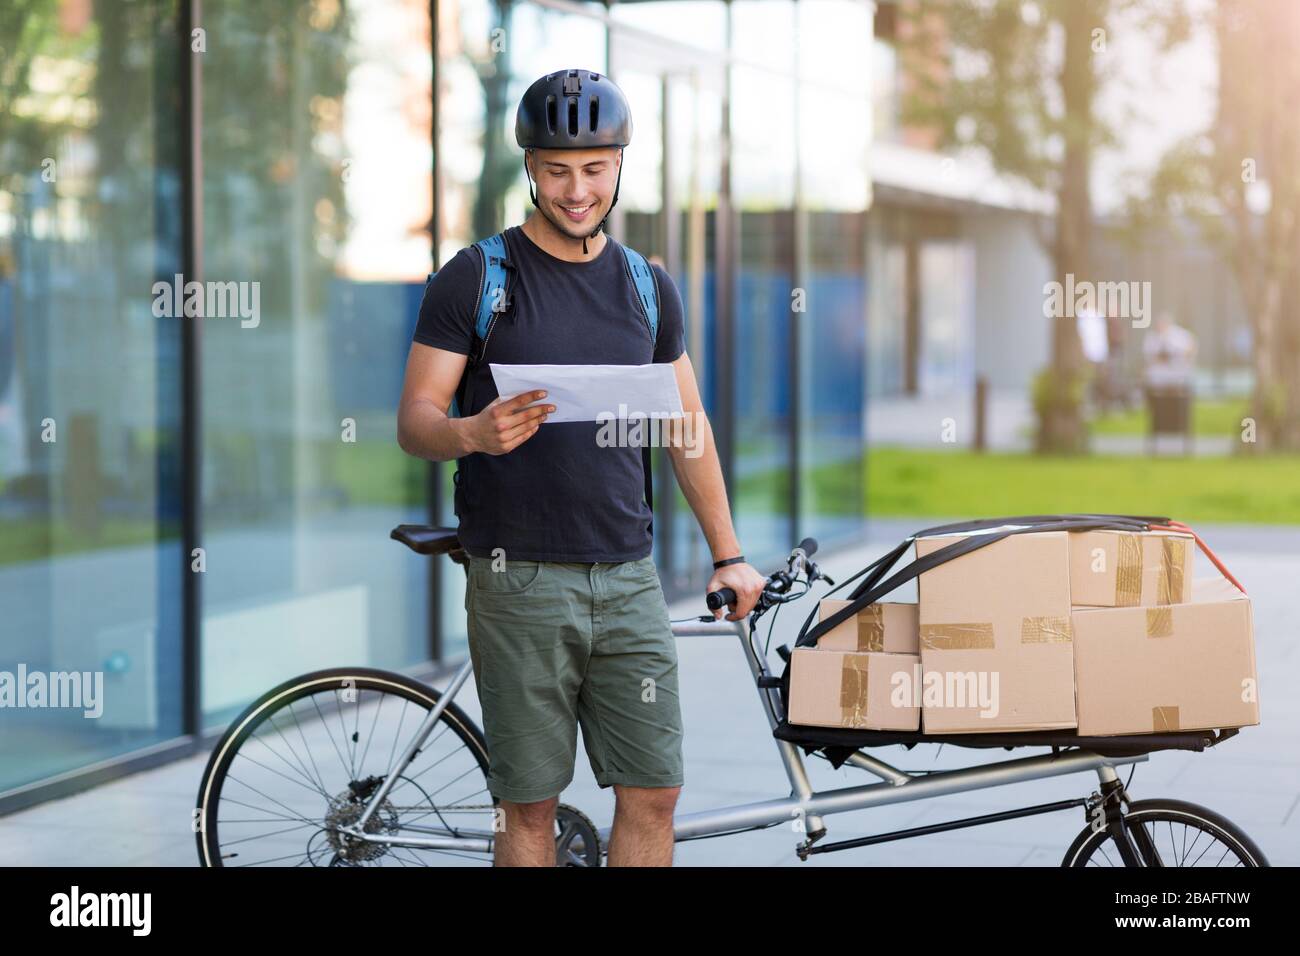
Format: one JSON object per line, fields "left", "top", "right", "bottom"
{"left": 412, "top": 225, "right": 686, "bottom": 562}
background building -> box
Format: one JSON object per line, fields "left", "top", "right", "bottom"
{"left": 0, "top": 0, "right": 878, "bottom": 812}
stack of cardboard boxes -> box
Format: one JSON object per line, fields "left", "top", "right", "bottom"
{"left": 786, "top": 599, "right": 921, "bottom": 731}
{"left": 787, "top": 527, "right": 1260, "bottom": 737}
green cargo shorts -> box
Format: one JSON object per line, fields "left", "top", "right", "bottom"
{"left": 464, "top": 554, "right": 685, "bottom": 803}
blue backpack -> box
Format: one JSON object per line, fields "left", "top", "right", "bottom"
{"left": 430, "top": 229, "right": 663, "bottom": 527}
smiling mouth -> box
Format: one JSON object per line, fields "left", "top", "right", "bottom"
{"left": 559, "top": 202, "right": 595, "bottom": 222}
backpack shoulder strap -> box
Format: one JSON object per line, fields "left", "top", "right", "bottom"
{"left": 447, "top": 232, "right": 512, "bottom": 420}
{"left": 619, "top": 244, "right": 661, "bottom": 531}
{"left": 620, "top": 245, "right": 659, "bottom": 342}
{"left": 472, "top": 232, "right": 512, "bottom": 348}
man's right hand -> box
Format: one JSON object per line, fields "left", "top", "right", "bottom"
{"left": 462, "top": 389, "right": 555, "bottom": 455}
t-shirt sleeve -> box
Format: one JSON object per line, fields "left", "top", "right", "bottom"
{"left": 412, "top": 246, "right": 479, "bottom": 355}
{"left": 650, "top": 263, "right": 686, "bottom": 363}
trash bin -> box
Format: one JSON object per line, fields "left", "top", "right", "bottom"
{"left": 1145, "top": 385, "right": 1193, "bottom": 453}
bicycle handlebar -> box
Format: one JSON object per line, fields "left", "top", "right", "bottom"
{"left": 703, "top": 536, "right": 821, "bottom": 614}
{"left": 705, "top": 587, "right": 736, "bottom": 611}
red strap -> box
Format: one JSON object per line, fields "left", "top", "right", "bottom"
{"left": 1148, "top": 520, "right": 1247, "bottom": 596}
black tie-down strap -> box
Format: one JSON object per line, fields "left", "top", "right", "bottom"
{"left": 793, "top": 513, "right": 1170, "bottom": 650}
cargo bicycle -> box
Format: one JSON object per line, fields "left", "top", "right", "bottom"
{"left": 195, "top": 516, "right": 1267, "bottom": 867}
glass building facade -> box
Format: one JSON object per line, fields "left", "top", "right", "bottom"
{"left": 0, "top": 0, "right": 875, "bottom": 812}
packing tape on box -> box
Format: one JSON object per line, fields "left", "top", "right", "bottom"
{"left": 1021, "top": 615, "right": 1073, "bottom": 644}
{"left": 1157, "top": 536, "right": 1187, "bottom": 605}
{"left": 1153, "top": 705, "right": 1181, "bottom": 732}
{"left": 1146, "top": 605, "right": 1174, "bottom": 638}
{"left": 839, "top": 654, "right": 871, "bottom": 728}
{"left": 1115, "top": 534, "right": 1142, "bottom": 606}
{"left": 858, "top": 604, "right": 885, "bottom": 652}
{"left": 920, "top": 622, "right": 995, "bottom": 650}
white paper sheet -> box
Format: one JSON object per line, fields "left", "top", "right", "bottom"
{"left": 489, "top": 363, "right": 684, "bottom": 424}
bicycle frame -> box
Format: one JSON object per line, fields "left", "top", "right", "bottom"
{"left": 336, "top": 612, "right": 1147, "bottom": 860}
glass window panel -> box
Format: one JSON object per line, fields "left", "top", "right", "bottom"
{"left": 199, "top": 0, "right": 432, "bottom": 726}
{"left": 0, "top": 0, "right": 184, "bottom": 792}
{"left": 732, "top": 52, "right": 796, "bottom": 562}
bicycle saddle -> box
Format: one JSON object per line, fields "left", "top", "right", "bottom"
{"left": 390, "top": 524, "right": 462, "bottom": 556}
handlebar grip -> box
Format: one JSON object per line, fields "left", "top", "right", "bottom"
{"left": 706, "top": 587, "right": 737, "bottom": 611}
{"left": 798, "top": 537, "right": 818, "bottom": 558}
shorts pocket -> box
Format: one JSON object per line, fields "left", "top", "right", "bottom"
{"left": 471, "top": 557, "right": 548, "bottom": 596}
{"left": 623, "top": 557, "right": 660, "bottom": 585}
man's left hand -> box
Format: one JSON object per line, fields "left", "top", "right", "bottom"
{"left": 707, "top": 562, "right": 768, "bottom": 621}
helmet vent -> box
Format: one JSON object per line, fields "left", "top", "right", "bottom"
{"left": 545, "top": 95, "right": 557, "bottom": 135}
{"left": 588, "top": 96, "right": 599, "bottom": 132}
{"left": 567, "top": 97, "right": 579, "bottom": 137}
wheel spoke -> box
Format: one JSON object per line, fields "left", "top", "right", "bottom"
{"left": 309, "top": 693, "right": 356, "bottom": 783}
{"left": 357, "top": 690, "right": 385, "bottom": 771}
{"left": 261, "top": 711, "right": 332, "bottom": 797}
{"left": 384, "top": 699, "right": 412, "bottom": 780}
{"left": 232, "top": 745, "right": 332, "bottom": 800}
{"left": 287, "top": 699, "right": 332, "bottom": 798}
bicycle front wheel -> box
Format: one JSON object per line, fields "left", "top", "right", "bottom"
{"left": 195, "top": 667, "right": 494, "bottom": 867}
{"left": 1062, "top": 799, "right": 1268, "bottom": 867}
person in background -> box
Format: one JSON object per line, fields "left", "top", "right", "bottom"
{"left": 1142, "top": 312, "right": 1198, "bottom": 452}
{"left": 1143, "top": 312, "right": 1197, "bottom": 389}
{"left": 1076, "top": 306, "right": 1109, "bottom": 410}
{"left": 1103, "top": 311, "right": 1131, "bottom": 410}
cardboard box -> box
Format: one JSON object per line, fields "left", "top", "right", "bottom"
{"left": 1070, "top": 576, "right": 1259, "bottom": 736}
{"left": 1069, "top": 529, "right": 1195, "bottom": 607}
{"left": 788, "top": 648, "right": 921, "bottom": 731}
{"left": 915, "top": 530, "right": 1076, "bottom": 733}
{"left": 816, "top": 599, "right": 919, "bottom": 654}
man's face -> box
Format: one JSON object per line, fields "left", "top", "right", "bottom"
{"left": 528, "top": 147, "right": 621, "bottom": 238}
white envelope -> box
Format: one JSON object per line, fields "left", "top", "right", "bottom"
{"left": 489, "top": 363, "right": 684, "bottom": 424}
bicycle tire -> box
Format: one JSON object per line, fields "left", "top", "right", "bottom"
{"left": 195, "top": 667, "right": 492, "bottom": 867}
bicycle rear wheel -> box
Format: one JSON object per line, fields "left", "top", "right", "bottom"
{"left": 1062, "top": 799, "right": 1268, "bottom": 867}
{"left": 195, "top": 667, "right": 494, "bottom": 867}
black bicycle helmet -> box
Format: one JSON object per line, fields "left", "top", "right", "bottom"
{"left": 515, "top": 69, "right": 632, "bottom": 249}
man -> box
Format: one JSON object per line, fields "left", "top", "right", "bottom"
{"left": 396, "top": 69, "right": 766, "bottom": 867}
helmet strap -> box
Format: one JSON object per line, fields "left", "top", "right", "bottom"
{"left": 586, "top": 147, "right": 624, "bottom": 254}
{"left": 524, "top": 151, "right": 539, "bottom": 209}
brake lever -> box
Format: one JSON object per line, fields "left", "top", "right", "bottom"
{"left": 807, "top": 560, "right": 834, "bottom": 586}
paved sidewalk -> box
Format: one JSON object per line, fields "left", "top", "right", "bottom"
{"left": 868, "top": 390, "right": 1034, "bottom": 451}
{"left": 1, "top": 523, "right": 1295, "bottom": 866}
{"left": 868, "top": 389, "right": 1243, "bottom": 459}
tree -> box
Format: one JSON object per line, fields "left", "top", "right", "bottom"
{"left": 895, "top": 0, "right": 1188, "bottom": 453}
{"left": 469, "top": 0, "right": 520, "bottom": 241}
{"left": 1131, "top": 0, "right": 1300, "bottom": 451}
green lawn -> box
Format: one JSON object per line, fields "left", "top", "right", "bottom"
{"left": 0, "top": 518, "right": 179, "bottom": 568}
{"left": 1090, "top": 398, "right": 1250, "bottom": 437}
{"left": 737, "top": 447, "right": 1300, "bottom": 524}
{"left": 332, "top": 439, "right": 426, "bottom": 507}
